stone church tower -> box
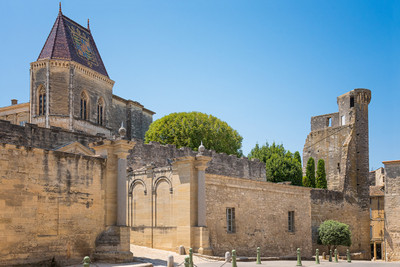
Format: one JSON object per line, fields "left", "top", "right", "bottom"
{"left": 29, "top": 6, "right": 154, "bottom": 139}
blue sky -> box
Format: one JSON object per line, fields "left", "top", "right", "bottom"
{"left": 0, "top": 0, "right": 398, "bottom": 169}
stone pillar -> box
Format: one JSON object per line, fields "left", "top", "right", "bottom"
{"left": 68, "top": 65, "right": 74, "bottom": 131}
{"left": 45, "top": 61, "right": 50, "bottom": 128}
{"left": 29, "top": 67, "right": 33, "bottom": 124}
{"left": 91, "top": 139, "right": 135, "bottom": 226}
{"left": 195, "top": 155, "right": 211, "bottom": 227}
{"left": 91, "top": 139, "right": 135, "bottom": 263}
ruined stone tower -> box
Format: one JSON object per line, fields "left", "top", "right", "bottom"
{"left": 303, "top": 88, "right": 371, "bottom": 202}
{"left": 303, "top": 89, "right": 371, "bottom": 257}
{"left": 29, "top": 7, "right": 154, "bottom": 139}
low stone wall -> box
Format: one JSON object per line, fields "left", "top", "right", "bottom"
{"left": 128, "top": 141, "right": 265, "bottom": 181}
{"left": 0, "top": 143, "right": 106, "bottom": 266}
{"left": 0, "top": 119, "right": 103, "bottom": 150}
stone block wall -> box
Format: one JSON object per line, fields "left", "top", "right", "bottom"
{"left": 383, "top": 161, "right": 400, "bottom": 261}
{"left": 205, "top": 174, "right": 313, "bottom": 257}
{"left": 110, "top": 96, "right": 154, "bottom": 140}
{"left": 310, "top": 189, "right": 370, "bottom": 258}
{"left": 310, "top": 112, "right": 340, "bottom": 131}
{"left": 0, "top": 119, "right": 103, "bottom": 150}
{"left": 128, "top": 141, "right": 265, "bottom": 181}
{"left": 303, "top": 125, "right": 352, "bottom": 191}
{"left": 0, "top": 143, "right": 106, "bottom": 266}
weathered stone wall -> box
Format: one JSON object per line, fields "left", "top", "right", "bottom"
{"left": 0, "top": 143, "right": 106, "bottom": 266}
{"left": 128, "top": 161, "right": 200, "bottom": 252}
{"left": 128, "top": 142, "right": 265, "bottom": 181}
{"left": 49, "top": 64, "right": 69, "bottom": 116}
{"left": 0, "top": 102, "right": 30, "bottom": 126}
{"left": 383, "top": 161, "right": 400, "bottom": 261}
{"left": 110, "top": 96, "right": 128, "bottom": 137}
{"left": 310, "top": 189, "right": 370, "bottom": 258}
{"left": 0, "top": 119, "right": 103, "bottom": 150}
{"left": 72, "top": 65, "right": 114, "bottom": 125}
{"left": 205, "top": 174, "right": 313, "bottom": 257}
{"left": 111, "top": 96, "right": 154, "bottom": 140}
{"left": 303, "top": 89, "right": 371, "bottom": 259}
{"left": 303, "top": 125, "right": 351, "bottom": 191}
{"left": 311, "top": 112, "right": 340, "bottom": 131}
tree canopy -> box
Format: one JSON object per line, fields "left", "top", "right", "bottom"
{"left": 304, "top": 157, "right": 316, "bottom": 187}
{"left": 316, "top": 159, "right": 328, "bottom": 189}
{"left": 248, "top": 142, "right": 302, "bottom": 185}
{"left": 144, "top": 112, "right": 243, "bottom": 156}
{"left": 318, "top": 220, "right": 352, "bottom": 251}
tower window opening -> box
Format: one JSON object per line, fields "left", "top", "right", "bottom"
{"left": 350, "top": 96, "right": 354, "bottom": 107}
{"left": 80, "top": 92, "right": 89, "bottom": 120}
{"left": 326, "top": 117, "right": 332, "bottom": 127}
{"left": 38, "top": 85, "right": 46, "bottom": 116}
{"left": 97, "top": 98, "right": 104, "bottom": 125}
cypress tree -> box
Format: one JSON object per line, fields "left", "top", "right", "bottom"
{"left": 305, "top": 157, "right": 316, "bottom": 188}
{"left": 294, "top": 151, "right": 302, "bottom": 166}
{"left": 316, "top": 159, "right": 328, "bottom": 189}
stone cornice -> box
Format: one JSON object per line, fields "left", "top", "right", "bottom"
{"left": 31, "top": 59, "right": 115, "bottom": 87}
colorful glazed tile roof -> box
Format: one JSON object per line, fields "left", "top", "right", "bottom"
{"left": 37, "top": 10, "right": 109, "bottom": 77}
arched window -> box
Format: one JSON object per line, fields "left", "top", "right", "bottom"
{"left": 80, "top": 91, "right": 89, "bottom": 120}
{"left": 97, "top": 98, "right": 105, "bottom": 125}
{"left": 37, "top": 85, "right": 46, "bottom": 116}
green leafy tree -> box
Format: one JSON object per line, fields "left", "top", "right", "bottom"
{"left": 144, "top": 112, "right": 243, "bottom": 157}
{"left": 317, "top": 220, "right": 352, "bottom": 251}
{"left": 248, "top": 142, "right": 302, "bottom": 185}
{"left": 316, "top": 159, "right": 327, "bottom": 189}
{"left": 294, "top": 151, "right": 302, "bottom": 166}
{"left": 302, "top": 176, "right": 309, "bottom": 187}
{"left": 305, "top": 157, "right": 316, "bottom": 187}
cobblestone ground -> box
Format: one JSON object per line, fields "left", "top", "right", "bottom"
{"left": 67, "top": 245, "right": 400, "bottom": 267}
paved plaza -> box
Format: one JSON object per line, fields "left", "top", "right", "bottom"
{"left": 66, "top": 245, "right": 400, "bottom": 267}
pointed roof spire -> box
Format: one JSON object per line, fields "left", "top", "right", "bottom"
{"left": 87, "top": 18, "right": 90, "bottom": 31}
{"left": 59, "top": 2, "right": 62, "bottom": 14}
{"left": 37, "top": 10, "right": 109, "bottom": 77}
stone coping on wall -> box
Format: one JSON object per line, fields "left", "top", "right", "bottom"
{"left": 0, "top": 119, "right": 104, "bottom": 150}
{"left": 128, "top": 141, "right": 266, "bottom": 181}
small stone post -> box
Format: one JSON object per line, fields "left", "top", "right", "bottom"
{"left": 256, "top": 247, "right": 261, "bottom": 264}
{"left": 184, "top": 256, "right": 190, "bottom": 267}
{"left": 189, "top": 248, "right": 193, "bottom": 267}
{"left": 329, "top": 249, "right": 332, "bottom": 262}
{"left": 296, "top": 248, "right": 302, "bottom": 266}
{"left": 322, "top": 252, "right": 326, "bottom": 260}
{"left": 167, "top": 255, "right": 174, "bottom": 267}
{"left": 83, "top": 256, "right": 90, "bottom": 267}
{"left": 225, "top": 251, "right": 231, "bottom": 262}
{"left": 179, "top": 245, "right": 185, "bottom": 255}
{"left": 315, "top": 249, "right": 320, "bottom": 264}
{"left": 347, "top": 248, "right": 351, "bottom": 263}
{"left": 334, "top": 249, "right": 338, "bottom": 263}
{"left": 232, "top": 250, "right": 237, "bottom": 267}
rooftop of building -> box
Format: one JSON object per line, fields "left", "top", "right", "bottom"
{"left": 37, "top": 5, "right": 108, "bottom": 77}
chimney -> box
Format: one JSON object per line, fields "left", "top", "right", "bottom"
{"left": 11, "top": 99, "right": 18, "bottom": 105}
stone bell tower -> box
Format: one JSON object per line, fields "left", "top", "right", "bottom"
{"left": 30, "top": 4, "right": 115, "bottom": 137}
